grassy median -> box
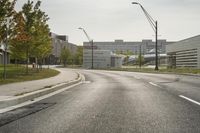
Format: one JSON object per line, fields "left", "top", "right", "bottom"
{"left": 0, "top": 65, "right": 60, "bottom": 85}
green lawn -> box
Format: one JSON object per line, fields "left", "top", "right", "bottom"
{"left": 104, "top": 66, "right": 200, "bottom": 75}
{"left": 0, "top": 65, "right": 60, "bottom": 85}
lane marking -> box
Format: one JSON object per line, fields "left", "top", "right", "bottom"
{"left": 179, "top": 95, "right": 200, "bottom": 106}
{"left": 149, "top": 82, "right": 162, "bottom": 88}
{"left": 149, "top": 82, "right": 160, "bottom": 87}
{"left": 0, "top": 81, "right": 84, "bottom": 114}
{"left": 83, "top": 81, "right": 91, "bottom": 84}
{"left": 134, "top": 77, "right": 141, "bottom": 80}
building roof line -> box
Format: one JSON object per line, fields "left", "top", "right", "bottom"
{"left": 176, "top": 34, "right": 200, "bottom": 43}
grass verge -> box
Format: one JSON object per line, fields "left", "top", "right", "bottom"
{"left": 100, "top": 67, "right": 200, "bottom": 75}
{"left": 0, "top": 65, "right": 60, "bottom": 85}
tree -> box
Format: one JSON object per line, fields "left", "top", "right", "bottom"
{"left": 0, "top": 0, "right": 16, "bottom": 42}
{"left": 136, "top": 54, "right": 145, "bottom": 68}
{"left": 60, "top": 47, "right": 71, "bottom": 67}
{"left": 22, "top": 0, "right": 39, "bottom": 72}
{"left": 116, "top": 50, "right": 133, "bottom": 65}
{"left": 9, "top": 12, "right": 29, "bottom": 63}
{"left": 30, "top": 1, "right": 52, "bottom": 69}
{"left": 74, "top": 46, "right": 83, "bottom": 65}
{"left": 10, "top": 0, "right": 51, "bottom": 72}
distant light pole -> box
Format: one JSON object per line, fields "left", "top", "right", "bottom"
{"left": 139, "top": 44, "right": 142, "bottom": 69}
{"left": 3, "top": 18, "right": 10, "bottom": 79}
{"left": 78, "top": 27, "right": 94, "bottom": 69}
{"left": 132, "top": 2, "right": 159, "bottom": 70}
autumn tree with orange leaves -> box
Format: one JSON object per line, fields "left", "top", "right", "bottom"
{"left": 9, "top": 0, "right": 51, "bottom": 73}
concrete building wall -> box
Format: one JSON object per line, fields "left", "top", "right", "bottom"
{"left": 67, "top": 42, "right": 78, "bottom": 54}
{"left": 0, "top": 44, "right": 3, "bottom": 64}
{"left": 84, "top": 39, "right": 174, "bottom": 55}
{"left": 0, "top": 43, "right": 10, "bottom": 64}
{"left": 0, "top": 52, "right": 3, "bottom": 64}
{"left": 111, "top": 56, "right": 123, "bottom": 68}
{"left": 83, "top": 50, "right": 111, "bottom": 69}
{"left": 83, "top": 39, "right": 174, "bottom": 68}
{"left": 198, "top": 48, "right": 200, "bottom": 68}
{"left": 50, "top": 32, "right": 77, "bottom": 64}
{"left": 166, "top": 35, "right": 200, "bottom": 69}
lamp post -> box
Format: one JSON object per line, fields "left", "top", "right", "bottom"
{"left": 3, "top": 18, "right": 10, "bottom": 79}
{"left": 78, "top": 27, "right": 94, "bottom": 69}
{"left": 139, "top": 44, "right": 142, "bottom": 69}
{"left": 91, "top": 39, "right": 94, "bottom": 69}
{"left": 132, "top": 2, "right": 159, "bottom": 70}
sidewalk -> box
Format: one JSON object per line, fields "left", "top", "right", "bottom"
{"left": 0, "top": 68, "right": 82, "bottom": 109}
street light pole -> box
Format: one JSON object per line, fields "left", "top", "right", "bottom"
{"left": 139, "top": 44, "right": 142, "bottom": 69}
{"left": 132, "top": 2, "right": 159, "bottom": 70}
{"left": 78, "top": 27, "right": 94, "bottom": 69}
{"left": 155, "top": 21, "right": 158, "bottom": 70}
{"left": 91, "top": 40, "right": 94, "bottom": 69}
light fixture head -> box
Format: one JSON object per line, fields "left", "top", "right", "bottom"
{"left": 132, "top": 2, "right": 139, "bottom": 4}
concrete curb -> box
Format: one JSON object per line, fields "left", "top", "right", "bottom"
{"left": 0, "top": 72, "right": 84, "bottom": 109}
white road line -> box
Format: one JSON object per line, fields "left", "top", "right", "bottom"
{"left": 0, "top": 82, "right": 82, "bottom": 114}
{"left": 134, "top": 77, "right": 141, "bottom": 80}
{"left": 149, "top": 82, "right": 162, "bottom": 88}
{"left": 179, "top": 95, "right": 200, "bottom": 106}
{"left": 149, "top": 82, "right": 159, "bottom": 87}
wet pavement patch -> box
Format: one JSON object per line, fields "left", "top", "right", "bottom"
{"left": 0, "top": 103, "right": 55, "bottom": 127}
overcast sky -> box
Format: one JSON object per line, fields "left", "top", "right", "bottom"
{"left": 16, "top": 0, "right": 200, "bottom": 45}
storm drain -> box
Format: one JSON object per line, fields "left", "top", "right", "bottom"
{"left": 0, "top": 103, "right": 55, "bottom": 127}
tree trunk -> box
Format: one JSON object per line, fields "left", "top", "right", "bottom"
{"left": 26, "top": 48, "right": 29, "bottom": 74}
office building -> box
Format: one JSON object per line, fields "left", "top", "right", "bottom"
{"left": 49, "top": 32, "right": 77, "bottom": 64}
{"left": 0, "top": 43, "right": 10, "bottom": 64}
{"left": 83, "top": 49, "right": 123, "bottom": 69}
{"left": 84, "top": 39, "right": 174, "bottom": 55}
{"left": 83, "top": 39, "right": 174, "bottom": 68}
{"left": 166, "top": 35, "right": 200, "bottom": 69}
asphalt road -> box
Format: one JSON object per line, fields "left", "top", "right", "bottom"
{"left": 0, "top": 69, "right": 200, "bottom": 133}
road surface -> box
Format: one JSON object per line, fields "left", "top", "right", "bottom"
{"left": 0, "top": 69, "right": 200, "bottom": 133}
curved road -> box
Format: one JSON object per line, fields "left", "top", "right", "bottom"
{"left": 0, "top": 69, "right": 200, "bottom": 133}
